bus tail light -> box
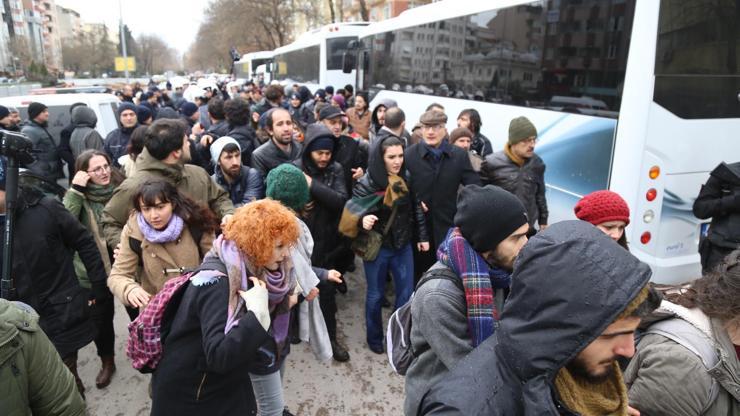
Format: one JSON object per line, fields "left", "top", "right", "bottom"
{"left": 646, "top": 188, "right": 657, "bottom": 201}
{"left": 649, "top": 166, "right": 660, "bottom": 179}
{"left": 640, "top": 232, "right": 652, "bottom": 244}
{"left": 643, "top": 210, "right": 655, "bottom": 223}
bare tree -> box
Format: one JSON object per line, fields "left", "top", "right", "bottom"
{"left": 327, "top": 0, "right": 336, "bottom": 22}
{"left": 136, "top": 34, "right": 179, "bottom": 75}
{"left": 358, "top": 0, "right": 369, "bottom": 21}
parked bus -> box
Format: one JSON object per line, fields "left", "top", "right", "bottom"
{"left": 234, "top": 51, "right": 274, "bottom": 84}
{"left": 272, "top": 22, "right": 369, "bottom": 92}
{"left": 349, "top": 0, "right": 740, "bottom": 283}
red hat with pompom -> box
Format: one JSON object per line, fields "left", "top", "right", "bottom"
{"left": 574, "top": 190, "right": 630, "bottom": 226}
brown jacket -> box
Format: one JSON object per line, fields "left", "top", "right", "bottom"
{"left": 346, "top": 107, "right": 371, "bottom": 140}
{"left": 107, "top": 214, "right": 214, "bottom": 306}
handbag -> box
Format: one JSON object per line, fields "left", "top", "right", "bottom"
{"left": 351, "top": 204, "right": 399, "bottom": 262}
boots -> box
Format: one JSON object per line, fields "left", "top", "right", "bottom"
{"left": 62, "top": 354, "right": 85, "bottom": 400}
{"left": 95, "top": 355, "right": 116, "bottom": 388}
{"left": 331, "top": 338, "right": 350, "bottom": 362}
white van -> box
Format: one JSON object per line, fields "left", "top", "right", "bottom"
{"left": 0, "top": 93, "right": 121, "bottom": 147}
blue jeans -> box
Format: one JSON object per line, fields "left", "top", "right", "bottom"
{"left": 362, "top": 243, "right": 414, "bottom": 348}
{"left": 249, "top": 364, "right": 285, "bottom": 416}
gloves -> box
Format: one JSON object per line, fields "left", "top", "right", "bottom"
{"left": 239, "top": 284, "right": 270, "bottom": 331}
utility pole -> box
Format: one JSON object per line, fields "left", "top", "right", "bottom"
{"left": 119, "top": 0, "right": 129, "bottom": 83}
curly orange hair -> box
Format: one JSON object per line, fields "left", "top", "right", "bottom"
{"left": 223, "top": 199, "right": 299, "bottom": 268}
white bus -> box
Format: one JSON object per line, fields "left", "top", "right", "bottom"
{"left": 272, "top": 22, "right": 370, "bottom": 92}
{"left": 234, "top": 51, "right": 274, "bottom": 84}
{"left": 351, "top": 0, "right": 740, "bottom": 284}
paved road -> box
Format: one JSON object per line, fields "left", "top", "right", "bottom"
{"left": 77, "top": 258, "right": 407, "bottom": 415}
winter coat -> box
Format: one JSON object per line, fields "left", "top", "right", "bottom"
{"left": 206, "top": 120, "right": 230, "bottom": 140}
{"left": 693, "top": 161, "right": 740, "bottom": 250}
{"left": 625, "top": 301, "right": 740, "bottom": 416}
{"left": 69, "top": 107, "right": 104, "bottom": 160}
{"left": 58, "top": 123, "right": 76, "bottom": 178}
{"left": 353, "top": 133, "right": 429, "bottom": 249}
{"left": 332, "top": 134, "right": 366, "bottom": 198}
{"left": 405, "top": 263, "right": 473, "bottom": 415}
{"left": 226, "top": 124, "right": 258, "bottom": 167}
{"left": 1, "top": 191, "right": 108, "bottom": 358}
{"left": 211, "top": 166, "right": 263, "bottom": 207}
{"left": 151, "top": 267, "right": 270, "bottom": 416}
{"left": 21, "top": 120, "right": 63, "bottom": 180}
{"left": 294, "top": 130, "right": 349, "bottom": 268}
{"left": 346, "top": 107, "right": 371, "bottom": 140}
{"left": 480, "top": 151, "right": 548, "bottom": 228}
{"left": 471, "top": 132, "right": 493, "bottom": 157}
{"left": 404, "top": 141, "right": 480, "bottom": 248}
{"left": 104, "top": 125, "right": 137, "bottom": 167}
{"left": 100, "top": 148, "right": 234, "bottom": 248}
{"left": 107, "top": 214, "right": 214, "bottom": 306}
{"left": 0, "top": 300, "right": 86, "bottom": 416}
{"left": 418, "top": 221, "right": 652, "bottom": 415}
{"left": 250, "top": 138, "right": 302, "bottom": 178}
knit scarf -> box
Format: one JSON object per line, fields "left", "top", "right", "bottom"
{"left": 504, "top": 143, "right": 525, "bottom": 167}
{"left": 84, "top": 183, "right": 115, "bottom": 224}
{"left": 437, "top": 227, "right": 511, "bottom": 347}
{"left": 554, "top": 362, "right": 629, "bottom": 416}
{"left": 136, "top": 213, "right": 184, "bottom": 243}
{"left": 207, "top": 235, "right": 295, "bottom": 348}
{"left": 338, "top": 174, "right": 408, "bottom": 238}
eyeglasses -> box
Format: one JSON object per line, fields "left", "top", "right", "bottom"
{"left": 421, "top": 124, "right": 445, "bottom": 131}
{"left": 521, "top": 137, "right": 538, "bottom": 145}
{"left": 87, "top": 164, "right": 111, "bottom": 176}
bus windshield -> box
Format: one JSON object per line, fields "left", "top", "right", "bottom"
{"left": 326, "top": 37, "right": 356, "bottom": 70}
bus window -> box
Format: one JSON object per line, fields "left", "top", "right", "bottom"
{"left": 326, "top": 37, "right": 356, "bottom": 71}
{"left": 274, "top": 45, "right": 320, "bottom": 84}
{"left": 653, "top": 0, "right": 740, "bottom": 119}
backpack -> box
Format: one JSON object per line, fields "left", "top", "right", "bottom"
{"left": 387, "top": 265, "right": 462, "bottom": 376}
{"left": 126, "top": 257, "right": 226, "bottom": 373}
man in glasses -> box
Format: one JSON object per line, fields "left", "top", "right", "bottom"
{"left": 481, "top": 116, "right": 548, "bottom": 236}
{"left": 404, "top": 109, "right": 480, "bottom": 280}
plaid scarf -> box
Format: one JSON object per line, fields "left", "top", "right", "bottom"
{"left": 437, "top": 227, "right": 511, "bottom": 347}
{"left": 338, "top": 174, "right": 408, "bottom": 238}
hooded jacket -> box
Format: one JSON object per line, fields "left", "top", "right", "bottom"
{"left": 294, "top": 124, "right": 349, "bottom": 267}
{"left": 418, "top": 220, "right": 652, "bottom": 415}
{"left": 100, "top": 148, "right": 234, "bottom": 248}
{"left": 69, "top": 106, "right": 104, "bottom": 159}
{"left": 369, "top": 98, "right": 398, "bottom": 142}
{"left": 21, "top": 120, "right": 63, "bottom": 180}
{"left": 352, "top": 133, "right": 429, "bottom": 249}
{"left": 0, "top": 300, "right": 86, "bottom": 416}
{"left": 693, "top": 161, "right": 740, "bottom": 249}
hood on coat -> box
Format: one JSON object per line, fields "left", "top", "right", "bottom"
{"left": 300, "top": 123, "right": 337, "bottom": 173}
{"left": 0, "top": 299, "right": 40, "bottom": 344}
{"left": 71, "top": 106, "right": 97, "bottom": 128}
{"left": 297, "top": 86, "right": 312, "bottom": 104}
{"left": 367, "top": 129, "right": 404, "bottom": 190}
{"left": 497, "top": 220, "right": 651, "bottom": 382}
{"left": 710, "top": 161, "right": 740, "bottom": 186}
{"left": 370, "top": 98, "right": 398, "bottom": 130}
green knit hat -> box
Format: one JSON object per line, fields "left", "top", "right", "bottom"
{"left": 266, "top": 163, "right": 310, "bottom": 212}
{"left": 508, "top": 116, "right": 537, "bottom": 145}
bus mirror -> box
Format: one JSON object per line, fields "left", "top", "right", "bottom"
{"left": 342, "top": 52, "right": 356, "bottom": 74}
{"left": 348, "top": 40, "right": 358, "bottom": 49}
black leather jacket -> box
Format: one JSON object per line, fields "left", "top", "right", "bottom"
{"left": 693, "top": 161, "right": 740, "bottom": 248}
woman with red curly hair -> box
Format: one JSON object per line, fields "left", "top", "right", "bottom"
{"left": 151, "top": 199, "right": 301, "bottom": 416}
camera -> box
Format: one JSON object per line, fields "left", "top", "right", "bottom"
{"left": 0, "top": 129, "right": 34, "bottom": 165}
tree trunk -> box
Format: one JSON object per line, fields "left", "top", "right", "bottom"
{"left": 358, "top": 0, "right": 369, "bottom": 21}
{"left": 328, "top": 0, "right": 336, "bottom": 23}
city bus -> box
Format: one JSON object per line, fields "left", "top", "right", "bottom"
{"left": 349, "top": 0, "right": 740, "bottom": 284}
{"left": 234, "top": 51, "right": 274, "bottom": 84}
{"left": 272, "top": 22, "right": 370, "bottom": 92}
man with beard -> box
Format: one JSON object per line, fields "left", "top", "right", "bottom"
{"left": 417, "top": 221, "right": 660, "bottom": 416}
{"left": 101, "top": 119, "right": 234, "bottom": 248}
{"left": 0, "top": 105, "right": 21, "bottom": 132}
{"left": 104, "top": 102, "right": 139, "bottom": 167}
{"left": 251, "top": 108, "right": 302, "bottom": 178}
{"left": 210, "top": 136, "right": 263, "bottom": 207}
{"left": 21, "top": 102, "right": 63, "bottom": 181}
{"left": 294, "top": 124, "right": 350, "bottom": 362}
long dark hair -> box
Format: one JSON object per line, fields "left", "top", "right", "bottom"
{"left": 75, "top": 149, "right": 124, "bottom": 186}
{"left": 458, "top": 108, "right": 482, "bottom": 135}
{"left": 127, "top": 125, "right": 148, "bottom": 161}
{"left": 132, "top": 180, "right": 218, "bottom": 233}
{"left": 665, "top": 249, "right": 740, "bottom": 322}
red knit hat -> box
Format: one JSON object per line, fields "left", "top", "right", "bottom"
{"left": 574, "top": 190, "right": 630, "bottom": 226}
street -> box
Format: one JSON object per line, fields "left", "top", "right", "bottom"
{"left": 76, "top": 257, "right": 406, "bottom": 415}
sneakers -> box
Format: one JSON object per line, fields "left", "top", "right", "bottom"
{"left": 331, "top": 339, "right": 350, "bottom": 362}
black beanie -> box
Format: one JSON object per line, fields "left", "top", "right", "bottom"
{"left": 0, "top": 105, "right": 9, "bottom": 119}
{"left": 27, "top": 102, "right": 47, "bottom": 121}
{"left": 454, "top": 185, "right": 528, "bottom": 252}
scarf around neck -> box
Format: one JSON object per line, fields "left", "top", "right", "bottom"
{"left": 437, "top": 227, "right": 511, "bottom": 347}
{"left": 84, "top": 182, "right": 115, "bottom": 225}
{"left": 554, "top": 362, "right": 628, "bottom": 416}
{"left": 338, "top": 174, "right": 408, "bottom": 238}
{"left": 136, "top": 212, "right": 184, "bottom": 244}
{"left": 504, "top": 143, "right": 526, "bottom": 167}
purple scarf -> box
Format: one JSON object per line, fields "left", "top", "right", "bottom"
{"left": 137, "top": 213, "right": 184, "bottom": 243}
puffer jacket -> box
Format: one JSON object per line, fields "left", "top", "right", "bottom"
{"left": 69, "top": 106, "right": 104, "bottom": 159}
{"left": 21, "top": 120, "right": 63, "bottom": 180}
{"left": 100, "top": 147, "right": 234, "bottom": 248}
{"left": 693, "top": 161, "right": 740, "bottom": 249}
{"left": 480, "top": 150, "right": 548, "bottom": 228}
{"left": 625, "top": 301, "right": 740, "bottom": 416}
{"left": 418, "top": 221, "right": 652, "bottom": 415}
{"left": 0, "top": 300, "right": 86, "bottom": 416}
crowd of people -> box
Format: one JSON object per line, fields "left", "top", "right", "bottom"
{"left": 0, "top": 76, "right": 737, "bottom": 416}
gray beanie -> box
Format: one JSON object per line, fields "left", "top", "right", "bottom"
{"left": 210, "top": 136, "right": 240, "bottom": 164}
{"left": 508, "top": 116, "right": 537, "bottom": 145}
{"left": 454, "top": 185, "right": 528, "bottom": 252}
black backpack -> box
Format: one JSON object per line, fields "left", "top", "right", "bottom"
{"left": 387, "top": 265, "right": 462, "bottom": 375}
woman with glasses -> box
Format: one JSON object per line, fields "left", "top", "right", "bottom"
{"left": 63, "top": 149, "right": 124, "bottom": 389}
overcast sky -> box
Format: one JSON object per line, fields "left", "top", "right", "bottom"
{"left": 56, "top": 0, "right": 208, "bottom": 55}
